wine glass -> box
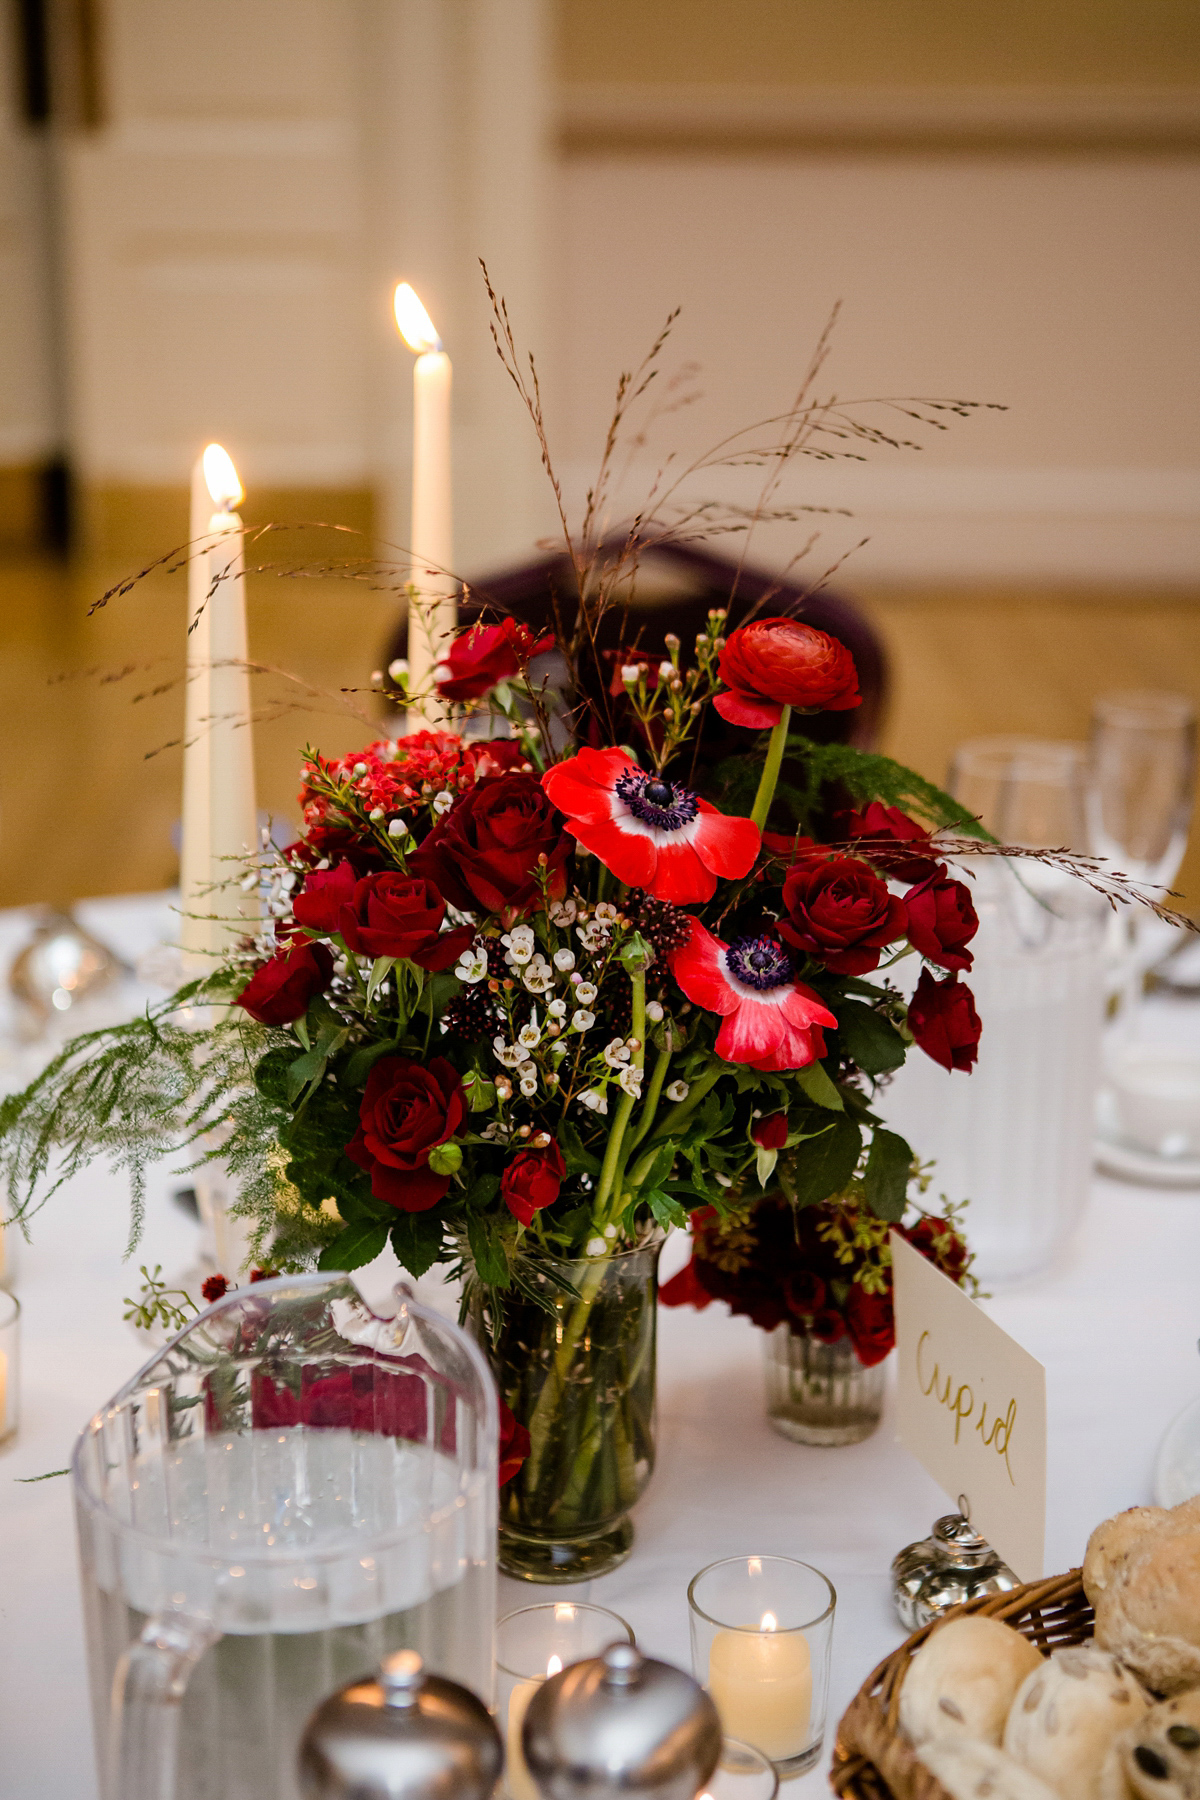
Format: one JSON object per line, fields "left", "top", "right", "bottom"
{"left": 1088, "top": 690, "right": 1197, "bottom": 893}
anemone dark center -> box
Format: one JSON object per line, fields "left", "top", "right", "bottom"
{"left": 615, "top": 768, "right": 700, "bottom": 832}
{"left": 726, "top": 932, "right": 792, "bottom": 991}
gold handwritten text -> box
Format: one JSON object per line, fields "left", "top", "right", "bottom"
{"left": 916, "top": 1330, "right": 1016, "bottom": 1486}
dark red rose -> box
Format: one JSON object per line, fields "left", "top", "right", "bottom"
{"left": 658, "top": 1258, "right": 715, "bottom": 1310}
{"left": 842, "top": 802, "right": 941, "bottom": 883}
{"left": 436, "top": 618, "right": 554, "bottom": 702}
{"left": 782, "top": 1270, "right": 826, "bottom": 1315}
{"left": 501, "top": 1140, "right": 567, "bottom": 1227}
{"left": 235, "top": 938, "right": 334, "bottom": 1026}
{"left": 904, "top": 870, "right": 979, "bottom": 972}
{"left": 346, "top": 1056, "right": 466, "bottom": 1210}
{"left": 201, "top": 1274, "right": 229, "bottom": 1304}
{"left": 473, "top": 738, "right": 533, "bottom": 778}
{"left": 844, "top": 1284, "right": 895, "bottom": 1366}
{"left": 411, "top": 773, "right": 568, "bottom": 920}
{"left": 293, "top": 860, "right": 358, "bottom": 934}
{"left": 810, "top": 1307, "right": 847, "bottom": 1345}
{"left": 498, "top": 1397, "right": 532, "bottom": 1486}
{"left": 753, "top": 1113, "right": 789, "bottom": 1150}
{"left": 779, "top": 855, "right": 908, "bottom": 975}
{"left": 338, "top": 872, "right": 473, "bottom": 971}
{"left": 297, "top": 823, "right": 391, "bottom": 873}
{"left": 907, "top": 969, "right": 981, "bottom": 1073}
{"left": 903, "top": 1215, "right": 970, "bottom": 1282}
{"left": 714, "top": 618, "right": 860, "bottom": 729}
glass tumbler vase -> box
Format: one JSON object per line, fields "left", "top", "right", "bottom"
{"left": 471, "top": 1237, "right": 661, "bottom": 1584}
{"left": 763, "top": 1327, "right": 886, "bottom": 1446}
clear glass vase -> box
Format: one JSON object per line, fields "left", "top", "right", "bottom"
{"left": 472, "top": 1237, "right": 661, "bottom": 1583}
{"left": 763, "top": 1326, "right": 886, "bottom": 1446}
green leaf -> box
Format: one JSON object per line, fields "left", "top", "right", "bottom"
{"left": 463, "top": 1071, "right": 497, "bottom": 1113}
{"left": 636, "top": 1140, "right": 677, "bottom": 1193}
{"left": 835, "top": 1000, "right": 908, "bottom": 1077}
{"left": 645, "top": 1188, "right": 688, "bottom": 1231}
{"left": 790, "top": 1117, "right": 862, "bottom": 1208}
{"left": 426, "top": 970, "right": 462, "bottom": 1017}
{"left": 341, "top": 1036, "right": 402, "bottom": 1089}
{"left": 864, "top": 1128, "right": 913, "bottom": 1222}
{"left": 558, "top": 1119, "right": 601, "bottom": 1177}
{"left": 317, "top": 1220, "right": 389, "bottom": 1272}
{"left": 466, "top": 1214, "right": 509, "bottom": 1288}
{"left": 366, "top": 956, "right": 398, "bottom": 1008}
{"left": 795, "top": 1061, "right": 845, "bottom": 1111}
{"left": 390, "top": 1213, "right": 445, "bottom": 1281}
{"left": 465, "top": 1171, "right": 501, "bottom": 1210}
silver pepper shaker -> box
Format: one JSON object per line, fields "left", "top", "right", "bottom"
{"left": 891, "top": 1511, "right": 1020, "bottom": 1630}
{"left": 522, "top": 1642, "right": 722, "bottom": 1800}
{"left": 297, "top": 1648, "right": 503, "bottom": 1800}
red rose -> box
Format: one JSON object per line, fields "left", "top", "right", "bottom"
{"left": 658, "top": 1258, "right": 715, "bottom": 1310}
{"left": 436, "top": 618, "right": 554, "bottom": 702}
{"left": 753, "top": 1113, "right": 789, "bottom": 1150}
{"left": 809, "top": 1307, "right": 847, "bottom": 1345}
{"left": 293, "top": 860, "right": 358, "bottom": 934}
{"left": 235, "top": 938, "right": 334, "bottom": 1026}
{"left": 904, "top": 870, "right": 979, "bottom": 972}
{"left": 411, "top": 773, "right": 568, "bottom": 920}
{"left": 338, "top": 873, "right": 473, "bottom": 971}
{"left": 842, "top": 802, "right": 941, "bottom": 883}
{"left": 501, "top": 1140, "right": 567, "bottom": 1227}
{"left": 779, "top": 855, "right": 908, "bottom": 975}
{"left": 782, "top": 1270, "right": 826, "bottom": 1315}
{"left": 844, "top": 1284, "right": 895, "bottom": 1366}
{"left": 907, "top": 969, "right": 981, "bottom": 1073}
{"left": 714, "top": 618, "right": 860, "bottom": 729}
{"left": 346, "top": 1056, "right": 466, "bottom": 1210}
{"left": 498, "top": 1397, "right": 532, "bottom": 1486}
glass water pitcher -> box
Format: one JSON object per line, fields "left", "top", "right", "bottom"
{"left": 73, "top": 1274, "right": 498, "bottom": 1800}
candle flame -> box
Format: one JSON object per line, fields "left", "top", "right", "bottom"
{"left": 761, "top": 1611, "right": 778, "bottom": 1633}
{"left": 546, "top": 1655, "right": 563, "bottom": 1677}
{"left": 202, "top": 443, "right": 243, "bottom": 510}
{"left": 393, "top": 282, "right": 442, "bottom": 353}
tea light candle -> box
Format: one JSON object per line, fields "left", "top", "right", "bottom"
{"left": 707, "top": 1612, "right": 812, "bottom": 1763}
{"left": 506, "top": 1654, "right": 560, "bottom": 1800}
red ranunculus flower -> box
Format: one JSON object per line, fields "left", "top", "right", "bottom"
{"left": 338, "top": 873, "right": 473, "bottom": 971}
{"left": 235, "top": 938, "right": 334, "bottom": 1026}
{"left": 411, "top": 773, "right": 568, "bottom": 920}
{"left": 436, "top": 618, "right": 554, "bottom": 702}
{"left": 293, "top": 859, "right": 358, "bottom": 934}
{"left": 714, "top": 617, "right": 861, "bottom": 728}
{"left": 501, "top": 1140, "right": 567, "bottom": 1227}
{"left": 670, "top": 917, "right": 836, "bottom": 1071}
{"left": 907, "top": 968, "right": 981, "bottom": 1073}
{"left": 844, "top": 1284, "right": 895, "bottom": 1366}
{"left": 753, "top": 1113, "right": 789, "bottom": 1150}
{"left": 498, "top": 1397, "right": 532, "bottom": 1486}
{"left": 346, "top": 1056, "right": 466, "bottom": 1209}
{"left": 779, "top": 855, "right": 908, "bottom": 975}
{"left": 842, "top": 802, "right": 941, "bottom": 883}
{"left": 542, "top": 747, "right": 760, "bottom": 905}
{"left": 904, "top": 869, "right": 979, "bottom": 972}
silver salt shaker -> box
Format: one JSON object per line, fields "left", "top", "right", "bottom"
{"left": 891, "top": 1511, "right": 1020, "bottom": 1630}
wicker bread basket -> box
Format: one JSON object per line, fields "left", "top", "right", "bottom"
{"left": 830, "top": 1570, "right": 1093, "bottom": 1800}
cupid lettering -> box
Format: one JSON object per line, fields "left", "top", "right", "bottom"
{"left": 915, "top": 1330, "right": 1017, "bottom": 1485}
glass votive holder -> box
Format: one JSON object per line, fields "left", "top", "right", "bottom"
{"left": 703, "top": 1738, "right": 780, "bottom": 1800}
{"left": 497, "top": 1601, "right": 635, "bottom": 1800}
{"left": 688, "top": 1555, "right": 836, "bottom": 1778}
{"left": 0, "top": 1291, "right": 19, "bottom": 1442}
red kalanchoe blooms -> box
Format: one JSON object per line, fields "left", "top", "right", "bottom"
{"left": 904, "top": 869, "right": 979, "bottom": 972}
{"left": 779, "top": 855, "right": 908, "bottom": 975}
{"left": 542, "top": 747, "right": 760, "bottom": 905}
{"left": 498, "top": 1397, "right": 532, "bottom": 1486}
{"left": 714, "top": 617, "right": 860, "bottom": 728}
{"left": 670, "top": 917, "right": 837, "bottom": 1071}
{"left": 347, "top": 1055, "right": 466, "bottom": 1210}
{"left": 501, "top": 1140, "right": 567, "bottom": 1227}
{"left": 249, "top": 1266, "right": 279, "bottom": 1283}
{"left": 235, "top": 938, "right": 334, "bottom": 1026}
{"left": 436, "top": 618, "right": 554, "bottom": 702}
{"left": 842, "top": 801, "right": 941, "bottom": 883}
{"left": 752, "top": 1113, "right": 790, "bottom": 1150}
{"left": 411, "top": 772, "right": 568, "bottom": 920}
{"left": 907, "top": 968, "right": 981, "bottom": 1073}
{"left": 201, "top": 1274, "right": 229, "bottom": 1305}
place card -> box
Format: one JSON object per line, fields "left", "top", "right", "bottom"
{"left": 891, "top": 1231, "right": 1046, "bottom": 1581}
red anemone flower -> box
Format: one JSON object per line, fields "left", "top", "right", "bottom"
{"left": 541, "top": 747, "right": 760, "bottom": 904}
{"left": 670, "top": 917, "right": 837, "bottom": 1071}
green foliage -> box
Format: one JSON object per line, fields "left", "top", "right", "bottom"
{"left": 833, "top": 998, "right": 908, "bottom": 1076}
{"left": 714, "top": 736, "right": 992, "bottom": 839}
{"left": 317, "top": 1221, "right": 389, "bottom": 1272}
{"left": 863, "top": 1128, "right": 914, "bottom": 1222}
{"left": 785, "top": 1115, "right": 863, "bottom": 1208}
{"left": 122, "top": 1263, "right": 198, "bottom": 1334}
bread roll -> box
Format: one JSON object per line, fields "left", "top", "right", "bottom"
{"left": 899, "top": 1615, "right": 1045, "bottom": 1748}
{"left": 1002, "top": 1644, "right": 1149, "bottom": 1799}
{"left": 1105, "top": 1688, "right": 1200, "bottom": 1800}
{"left": 919, "top": 1738, "right": 1059, "bottom": 1799}
{"left": 1084, "top": 1498, "right": 1200, "bottom": 1695}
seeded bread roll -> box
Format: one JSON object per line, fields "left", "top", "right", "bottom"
{"left": 899, "top": 1615, "right": 1045, "bottom": 1749}
{"left": 1084, "top": 1498, "right": 1200, "bottom": 1695}
{"left": 919, "top": 1738, "right": 1059, "bottom": 1800}
{"left": 1105, "top": 1689, "right": 1200, "bottom": 1800}
{"left": 1002, "top": 1644, "right": 1149, "bottom": 1799}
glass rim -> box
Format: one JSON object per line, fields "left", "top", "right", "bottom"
{"left": 495, "top": 1600, "right": 635, "bottom": 1679}
{"left": 513, "top": 1230, "right": 665, "bottom": 1273}
{"left": 687, "top": 1554, "right": 837, "bottom": 1632}
{"left": 950, "top": 734, "right": 1088, "bottom": 778}
{"left": 718, "top": 1738, "right": 781, "bottom": 1800}
{"left": 1092, "top": 689, "right": 1197, "bottom": 728}
{"left": 0, "top": 1290, "right": 18, "bottom": 1327}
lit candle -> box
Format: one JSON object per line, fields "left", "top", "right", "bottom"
{"left": 393, "top": 282, "right": 454, "bottom": 730}
{"left": 506, "top": 1653, "right": 560, "bottom": 1800}
{"left": 707, "top": 1610, "right": 812, "bottom": 1763}
{"left": 180, "top": 444, "right": 260, "bottom": 971}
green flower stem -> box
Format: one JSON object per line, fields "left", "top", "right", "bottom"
{"left": 749, "top": 704, "right": 793, "bottom": 832}
{"left": 644, "top": 1062, "right": 723, "bottom": 1148}
{"left": 591, "top": 968, "right": 646, "bottom": 1227}
{"left": 521, "top": 1256, "right": 608, "bottom": 1493}
{"left": 626, "top": 1044, "right": 672, "bottom": 1155}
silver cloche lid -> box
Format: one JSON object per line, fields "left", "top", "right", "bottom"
{"left": 297, "top": 1649, "right": 503, "bottom": 1800}
{"left": 522, "top": 1642, "right": 722, "bottom": 1800}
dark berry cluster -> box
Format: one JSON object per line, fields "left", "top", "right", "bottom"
{"left": 440, "top": 937, "right": 504, "bottom": 1043}
{"left": 624, "top": 891, "right": 691, "bottom": 996}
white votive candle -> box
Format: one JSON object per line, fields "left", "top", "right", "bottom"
{"left": 708, "top": 1613, "right": 812, "bottom": 1763}
{"left": 506, "top": 1655, "right": 560, "bottom": 1800}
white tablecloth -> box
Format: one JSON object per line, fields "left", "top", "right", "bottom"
{"left": 2, "top": 895, "right": 1199, "bottom": 1799}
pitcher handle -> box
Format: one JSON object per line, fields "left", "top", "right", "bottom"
{"left": 109, "top": 1610, "right": 220, "bottom": 1800}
